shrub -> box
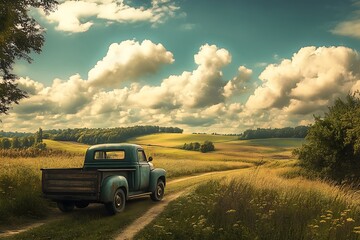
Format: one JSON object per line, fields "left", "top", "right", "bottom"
{"left": 294, "top": 93, "right": 360, "bottom": 183}
{"left": 181, "top": 141, "right": 215, "bottom": 153}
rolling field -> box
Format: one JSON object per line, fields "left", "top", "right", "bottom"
{"left": 1, "top": 133, "right": 358, "bottom": 239}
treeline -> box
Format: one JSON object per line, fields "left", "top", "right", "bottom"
{"left": 0, "top": 130, "right": 33, "bottom": 138}
{"left": 0, "top": 128, "right": 46, "bottom": 150}
{"left": 43, "top": 126, "right": 183, "bottom": 145}
{"left": 240, "top": 126, "right": 309, "bottom": 140}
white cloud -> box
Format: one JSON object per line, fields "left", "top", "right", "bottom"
{"left": 246, "top": 46, "right": 360, "bottom": 115}
{"left": 6, "top": 43, "right": 360, "bottom": 134}
{"left": 127, "top": 44, "right": 232, "bottom": 109}
{"left": 331, "top": 1, "right": 360, "bottom": 39}
{"left": 41, "top": 0, "right": 180, "bottom": 33}
{"left": 223, "top": 66, "right": 252, "bottom": 98}
{"left": 88, "top": 40, "right": 174, "bottom": 87}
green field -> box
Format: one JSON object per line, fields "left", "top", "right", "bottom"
{"left": 1, "top": 134, "right": 359, "bottom": 240}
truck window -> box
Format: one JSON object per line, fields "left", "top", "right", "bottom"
{"left": 94, "top": 150, "right": 125, "bottom": 160}
{"left": 137, "top": 150, "right": 147, "bottom": 162}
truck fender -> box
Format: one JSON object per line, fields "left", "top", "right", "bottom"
{"left": 149, "top": 168, "right": 166, "bottom": 193}
{"left": 100, "top": 176, "right": 129, "bottom": 203}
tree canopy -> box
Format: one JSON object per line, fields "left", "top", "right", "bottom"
{"left": 294, "top": 93, "right": 360, "bottom": 183}
{"left": 0, "top": 0, "right": 57, "bottom": 114}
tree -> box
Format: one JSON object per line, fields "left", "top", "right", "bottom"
{"left": 1, "top": 137, "right": 11, "bottom": 149}
{"left": 11, "top": 136, "right": 21, "bottom": 148}
{"left": 294, "top": 93, "right": 360, "bottom": 182}
{"left": 36, "top": 127, "right": 43, "bottom": 143}
{"left": 0, "top": 0, "right": 57, "bottom": 115}
{"left": 200, "top": 141, "right": 215, "bottom": 153}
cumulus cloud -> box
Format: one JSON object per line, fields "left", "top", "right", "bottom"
{"left": 7, "top": 42, "right": 360, "bottom": 134}
{"left": 223, "top": 66, "right": 252, "bottom": 98}
{"left": 41, "top": 0, "right": 179, "bottom": 33}
{"left": 246, "top": 46, "right": 360, "bottom": 115}
{"left": 13, "top": 74, "right": 93, "bottom": 115}
{"left": 127, "top": 44, "right": 232, "bottom": 109}
{"left": 88, "top": 40, "right": 174, "bottom": 87}
{"left": 331, "top": 1, "right": 360, "bottom": 39}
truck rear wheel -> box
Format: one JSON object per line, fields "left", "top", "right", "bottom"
{"left": 57, "top": 201, "right": 75, "bottom": 212}
{"left": 105, "top": 188, "right": 125, "bottom": 215}
{"left": 151, "top": 180, "right": 165, "bottom": 201}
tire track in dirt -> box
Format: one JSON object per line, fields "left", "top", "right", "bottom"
{"left": 114, "top": 189, "right": 188, "bottom": 240}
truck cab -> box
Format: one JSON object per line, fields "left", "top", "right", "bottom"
{"left": 41, "top": 143, "right": 166, "bottom": 215}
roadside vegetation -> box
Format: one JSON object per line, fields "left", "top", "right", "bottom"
{"left": 137, "top": 170, "right": 360, "bottom": 240}
{"left": 294, "top": 93, "right": 360, "bottom": 183}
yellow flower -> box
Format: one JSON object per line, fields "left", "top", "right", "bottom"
{"left": 226, "top": 209, "right": 236, "bottom": 213}
{"left": 346, "top": 218, "right": 355, "bottom": 222}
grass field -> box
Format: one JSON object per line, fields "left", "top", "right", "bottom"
{"left": 43, "top": 139, "right": 89, "bottom": 155}
{"left": 136, "top": 168, "right": 360, "bottom": 240}
{"left": 1, "top": 133, "right": 359, "bottom": 239}
{"left": 130, "top": 133, "right": 237, "bottom": 147}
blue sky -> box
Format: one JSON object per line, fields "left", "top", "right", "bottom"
{"left": 4, "top": 0, "right": 360, "bottom": 133}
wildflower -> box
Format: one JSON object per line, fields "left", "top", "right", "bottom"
{"left": 354, "top": 226, "right": 360, "bottom": 230}
{"left": 320, "top": 220, "right": 326, "bottom": 223}
{"left": 346, "top": 218, "right": 355, "bottom": 222}
{"left": 226, "top": 209, "right": 236, "bottom": 213}
{"left": 218, "top": 228, "right": 224, "bottom": 231}
{"left": 326, "top": 210, "right": 333, "bottom": 214}
{"left": 233, "top": 223, "right": 239, "bottom": 227}
{"left": 313, "top": 225, "right": 319, "bottom": 228}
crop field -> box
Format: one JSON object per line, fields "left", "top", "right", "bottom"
{"left": 1, "top": 133, "right": 359, "bottom": 239}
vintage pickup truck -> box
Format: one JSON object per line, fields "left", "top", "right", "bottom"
{"left": 41, "top": 143, "right": 166, "bottom": 215}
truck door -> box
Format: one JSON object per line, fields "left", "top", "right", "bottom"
{"left": 137, "top": 150, "right": 150, "bottom": 191}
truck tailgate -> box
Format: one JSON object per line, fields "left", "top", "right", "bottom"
{"left": 41, "top": 168, "right": 100, "bottom": 200}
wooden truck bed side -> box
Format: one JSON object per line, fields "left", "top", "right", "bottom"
{"left": 41, "top": 168, "right": 137, "bottom": 201}
{"left": 41, "top": 168, "right": 100, "bottom": 201}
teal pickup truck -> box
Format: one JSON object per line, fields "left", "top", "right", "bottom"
{"left": 41, "top": 143, "right": 166, "bottom": 215}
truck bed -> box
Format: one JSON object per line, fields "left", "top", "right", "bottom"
{"left": 41, "top": 168, "right": 100, "bottom": 201}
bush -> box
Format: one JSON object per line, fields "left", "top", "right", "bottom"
{"left": 182, "top": 141, "right": 215, "bottom": 153}
{"left": 294, "top": 93, "right": 360, "bottom": 183}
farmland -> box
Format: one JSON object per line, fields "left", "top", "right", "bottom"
{"left": 0, "top": 133, "right": 359, "bottom": 239}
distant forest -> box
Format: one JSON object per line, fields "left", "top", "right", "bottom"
{"left": 42, "top": 126, "right": 183, "bottom": 145}
{"left": 239, "top": 126, "right": 309, "bottom": 140}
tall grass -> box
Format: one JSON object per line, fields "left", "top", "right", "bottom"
{"left": 0, "top": 156, "right": 84, "bottom": 225}
{"left": 0, "top": 166, "right": 49, "bottom": 224}
{"left": 136, "top": 170, "right": 360, "bottom": 240}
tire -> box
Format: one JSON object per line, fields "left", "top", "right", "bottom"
{"left": 151, "top": 180, "right": 165, "bottom": 201}
{"left": 105, "top": 188, "right": 126, "bottom": 215}
{"left": 57, "top": 201, "right": 75, "bottom": 212}
{"left": 75, "top": 201, "right": 89, "bottom": 208}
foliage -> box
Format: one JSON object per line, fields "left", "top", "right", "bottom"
{"left": 137, "top": 178, "right": 360, "bottom": 240}
{"left": 240, "top": 126, "right": 309, "bottom": 140}
{"left": 294, "top": 93, "right": 360, "bottom": 183}
{"left": 0, "top": 128, "right": 46, "bottom": 151}
{"left": 0, "top": 0, "right": 57, "bottom": 114}
{"left": 44, "top": 125, "right": 183, "bottom": 144}
{"left": 182, "top": 141, "right": 215, "bottom": 153}
{"left": 0, "top": 130, "right": 32, "bottom": 138}
{"left": 0, "top": 165, "right": 49, "bottom": 224}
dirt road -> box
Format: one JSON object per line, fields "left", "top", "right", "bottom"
{"left": 0, "top": 169, "right": 244, "bottom": 239}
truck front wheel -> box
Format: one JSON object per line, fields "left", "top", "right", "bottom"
{"left": 151, "top": 180, "right": 165, "bottom": 201}
{"left": 105, "top": 188, "right": 126, "bottom": 215}
{"left": 57, "top": 201, "right": 75, "bottom": 212}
